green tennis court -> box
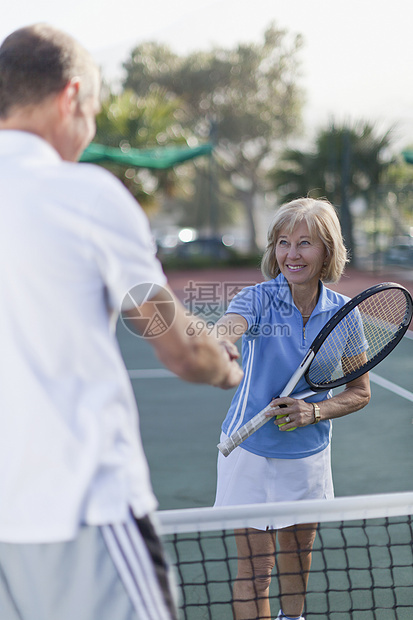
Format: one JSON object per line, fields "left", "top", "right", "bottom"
{"left": 116, "top": 268, "right": 413, "bottom": 619}
{"left": 116, "top": 269, "right": 413, "bottom": 511}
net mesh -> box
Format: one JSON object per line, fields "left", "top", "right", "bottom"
{"left": 308, "top": 289, "right": 409, "bottom": 387}
{"left": 158, "top": 493, "right": 413, "bottom": 620}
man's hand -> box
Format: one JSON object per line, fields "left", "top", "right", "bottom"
{"left": 122, "top": 285, "right": 243, "bottom": 390}
{"left": 213, "top": 340, "right": 243, "bottom": 389}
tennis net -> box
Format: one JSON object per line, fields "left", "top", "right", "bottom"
{"left": 157, "top": 492, "right": 413, "bottom": 620}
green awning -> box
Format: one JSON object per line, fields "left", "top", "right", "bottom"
{"left": 402, "top": 150, "right": 413, "bottom": 164}
{"left": 80, "top": 142, "right": 213, "bottom": 169}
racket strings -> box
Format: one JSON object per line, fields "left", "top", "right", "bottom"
{"left": 308, "top": 289, "right": 409, "bottom": 387}
{"left": 360, "top": 288, "right": 406, "bottom": 358}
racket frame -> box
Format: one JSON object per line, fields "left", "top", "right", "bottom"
{"left": 304, "top": 282, "right": 413, "bottom": 391}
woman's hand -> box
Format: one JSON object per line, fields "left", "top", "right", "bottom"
{"left": 264, "top": 373, "right": 371, "bottom": 431}
{"left": 266, "top": 397, "right": 317, "bottom": 430}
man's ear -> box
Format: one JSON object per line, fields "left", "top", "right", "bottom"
{"left": 57, "top": 78, "right": 81, "bottom": 118}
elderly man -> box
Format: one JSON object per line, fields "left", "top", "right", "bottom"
{"left": 0, "top": 24, "right": 242, "bottom": 620}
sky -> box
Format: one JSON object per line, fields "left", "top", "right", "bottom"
{"left": 2, "top": 0, "right": 413, "bottom": 152}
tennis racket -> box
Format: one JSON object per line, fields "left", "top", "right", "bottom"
{"left": 217, "top": 282, "right": 413, "bottom": 457}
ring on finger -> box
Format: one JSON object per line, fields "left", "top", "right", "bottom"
{"left": 285, "top": 415, "right": 291, "bottom": 423}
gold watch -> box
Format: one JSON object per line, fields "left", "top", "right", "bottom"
{"left": 311, "top": 403, "right": 321, "bottom": 424}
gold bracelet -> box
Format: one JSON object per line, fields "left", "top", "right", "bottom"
{"left": 311, "top": 403, "right": 321, "bottom": 424}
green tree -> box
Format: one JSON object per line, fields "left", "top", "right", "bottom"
{"left": 93, "top": 88, "right": 192, "bottom": 209}
{"left": 123, "top": 24, "right": 304, "bottom": 251}
{"left": 270, "top": 121, "right": 394, "bottom": 262}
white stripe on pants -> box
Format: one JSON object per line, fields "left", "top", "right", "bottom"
{"left": 102, "top": 518, "right": 177, "bottom": 620}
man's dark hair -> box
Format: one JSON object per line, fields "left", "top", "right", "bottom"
{"left": 0, "top": 23, "right": 97, "bottom": 118}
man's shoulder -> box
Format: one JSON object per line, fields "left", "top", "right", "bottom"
{"left": 62, "top": 161, "right": 124, "bottom": 193}
{"left": 51, "top": 160, "right": 139, "bottom": 211}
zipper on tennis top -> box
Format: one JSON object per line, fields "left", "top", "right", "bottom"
{"left": 299, "top": 318, "right": 306, "bottom": 346}
{"left": 300, "top": 312, "right": 309, "bottom": 346}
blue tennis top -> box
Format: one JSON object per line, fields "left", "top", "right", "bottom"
{"left": 221, "top": 274, "right": 350, "bottom": 459}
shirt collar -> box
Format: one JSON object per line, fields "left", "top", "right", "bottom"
{"left": 0, "top": 129, "right": 62, "bottom": 164}
{"left": 275, "top": 273, "right": 338, "bottom": 314}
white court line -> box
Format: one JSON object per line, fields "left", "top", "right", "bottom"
{"left": 127, "top": 333, "right": 413, "bottom": 394}
{"left": 368, "top": 330, "right": 413, "bottom": 403}
{"left": 128, "top": 370, "right": 413, "bottom": 404}
{"left": 369, "top": 372, "right": 413, "bottom": 403}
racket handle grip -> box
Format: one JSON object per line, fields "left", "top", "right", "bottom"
{"left": 217, "top": 403, "right": 273, "bottom": 457}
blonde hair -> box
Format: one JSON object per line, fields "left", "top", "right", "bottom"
{"left": 261, "top": 197, "right": 348, "bottom": 283}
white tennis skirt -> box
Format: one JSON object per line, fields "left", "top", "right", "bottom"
{"left": 214, "top": 433, "right": 334, "bottom": 530}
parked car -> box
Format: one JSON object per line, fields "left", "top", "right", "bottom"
{"left": 384, "top": 235, "right": 413, "bottom": 266}
{"left": 175, "top": 237, "right": 234, "bottom": 260}
{"left": 157, "top": 235, "right": 237, "bottom": 266}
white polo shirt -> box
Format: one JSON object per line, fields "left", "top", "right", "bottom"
{"left": 0, "top": 130, "right": 167, "bottom": 542}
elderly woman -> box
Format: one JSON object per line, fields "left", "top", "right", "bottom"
{"left": 214, "top": 198, "right": 371, "bottom": 620}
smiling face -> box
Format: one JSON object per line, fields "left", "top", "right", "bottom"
{"left": 275, "top": 220, "right": 327, "bottom": 291}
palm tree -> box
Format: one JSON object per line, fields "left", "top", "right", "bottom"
{"left": 270, "top": 121, "right": 394, "bottom": 263}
